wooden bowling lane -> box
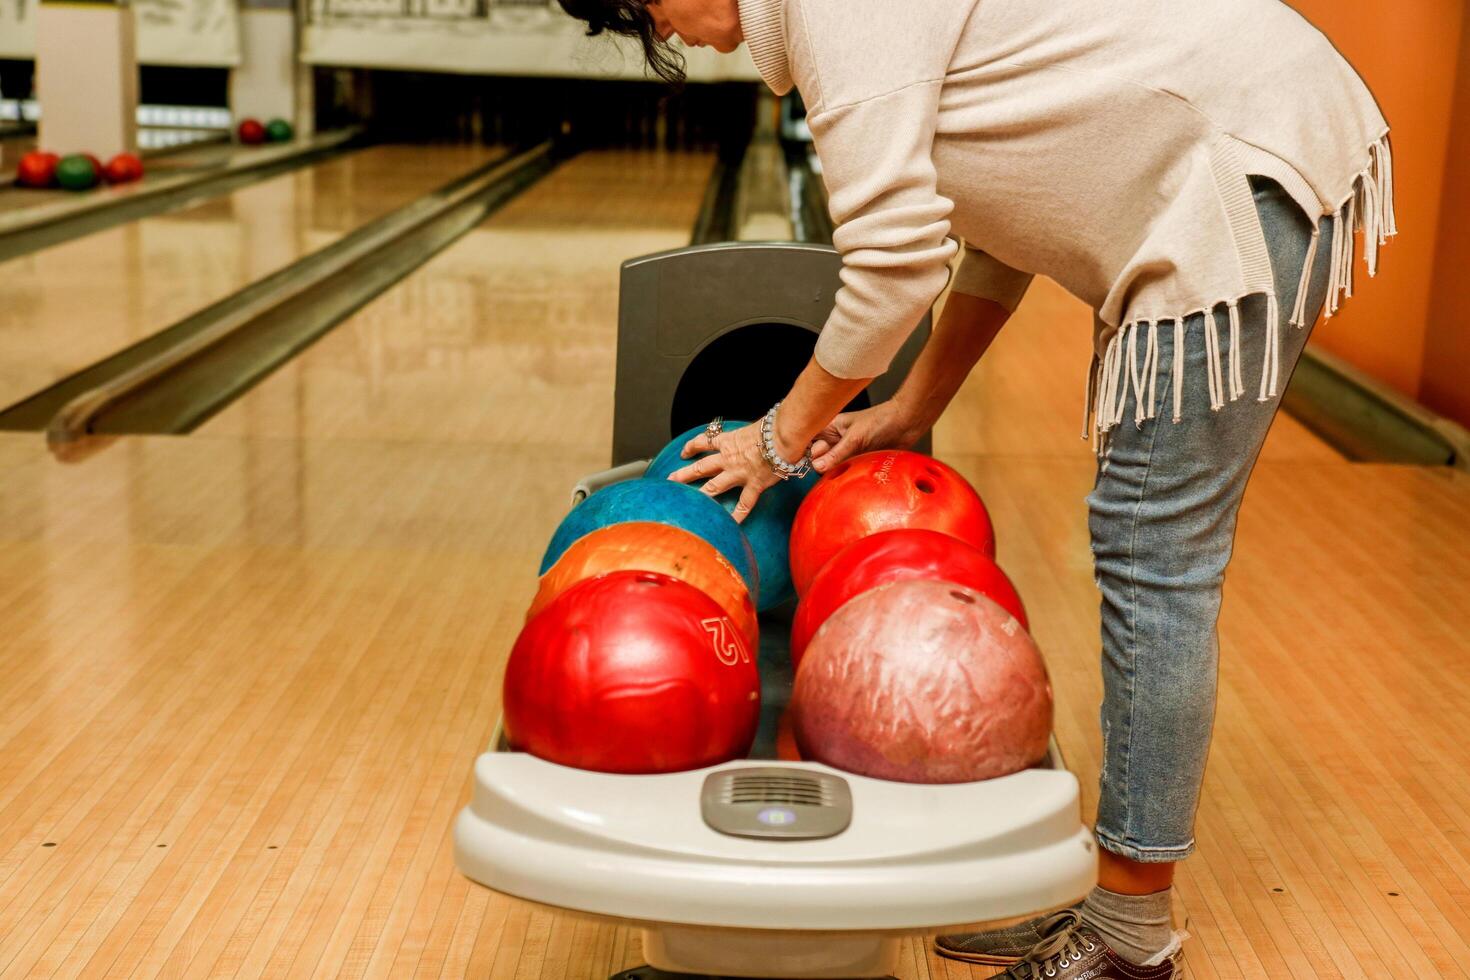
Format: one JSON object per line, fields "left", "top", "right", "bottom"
{"left": 949, "top": 452, "right": 1470, "bottom": 980}
{"left": 0, "top": 143, "right": 506, "bottom": 413}
{"left": 0, "top": 426, "right": 1466, "bottom": 977}
{"left": 195, "top": 149, "right": 716, "bottom": 448}
{"left": 933, "top": 276, "right": 1343, "bottom": 462}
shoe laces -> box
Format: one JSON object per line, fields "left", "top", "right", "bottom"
{"left": 1006, "top": 910, "right": 1099, "bottom": 979}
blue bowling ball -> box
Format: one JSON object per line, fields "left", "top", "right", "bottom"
{"left": 540, "top": 478, "right": 759, "bottom": 599}
{"left": 646, "top": 422, "right": 817, "bottom": 610}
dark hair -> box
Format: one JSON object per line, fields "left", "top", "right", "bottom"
{"left": 556, "top": 0, "right": 686, "bottom": 88}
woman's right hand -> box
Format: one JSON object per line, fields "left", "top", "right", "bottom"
{"left": 810, "top": 401, "right": 925, "bottom": 474}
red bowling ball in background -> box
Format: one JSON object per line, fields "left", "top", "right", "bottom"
{"left": 237, "top": 118, "right": 267, "bottom": 145}
{"left": 504, "top": 570, "right": 761, "bottom": 774}
{"left": 15, "top": 151, "right": 60, "bottom": 189}
{"left": 793, "top": 579, "right": 1052, "bottom": 784}
{"left": 103, "top": 153, "right": 145, "bottom": 185}
{"left": 788, "top": 451, "right": 996, "bottom": 596}
{"left": 791, "top": 528, "right": 1027, "bottom": 668}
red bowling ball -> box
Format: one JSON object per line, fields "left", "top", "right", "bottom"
{"left": 504, "top": 570, "right": 761, "bottom": 774}
{"left": 793, "top": 579, "right": 1052, "bottom": 784}
{"left": 789, "top": 451, "right": 995, "bottom": 596}
{"left": 791, "top": 528, "right": 1027, "bottom": 668}
{"left": 15, "top": 151, "right": 60, "bottom": 189}
{"left": 238, "top": 118, "right": 267, "bottom": 145}
{"left": 102, "top": 152, "right": 145, "bottom": 185}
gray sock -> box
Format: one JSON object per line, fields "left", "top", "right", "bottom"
{"left": 1079, "top": 885, "right": 1174, "bottom": 966}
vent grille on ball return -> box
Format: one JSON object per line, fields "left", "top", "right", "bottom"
{"left": 700, "top": 767, "right": 853, "bottom": 840}
{"left": 724, "top": 773, "right": 834, "bottom": 806}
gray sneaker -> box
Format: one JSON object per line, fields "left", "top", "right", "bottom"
{"left": 934, "top": 907, "right": 1083, "bottom": 966}
{"left": 942, "top": 911, "right": 1182, "bottom": 979}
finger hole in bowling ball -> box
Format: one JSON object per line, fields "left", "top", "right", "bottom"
{"left": 949, "top": 590, "right": 976, "bottom": 604}
{"left": 916, "top": 479, "right": 937, "bottom": 494}
{"left": 634, "top": 573, "right": 667, "bottom": 588}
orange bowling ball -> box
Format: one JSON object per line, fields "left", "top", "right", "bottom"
{"left": 775, "top": 710, "right": 803, "bottom": 762}
{"left": 529, "top": 521, "right": 758, "bottom": 649}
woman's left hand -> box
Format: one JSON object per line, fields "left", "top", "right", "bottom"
{"left": 667, "top": 423, "right": 784, "bottom": 523}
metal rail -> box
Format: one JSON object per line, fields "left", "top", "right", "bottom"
{"left": 45, "top": 140, "right": 558, "bottom": 447}
{"left": 1284, "top": 346, "right": 1470, "bottom": 470}
{"left": 690, "top": 144, "right": 746, "bottom": 246}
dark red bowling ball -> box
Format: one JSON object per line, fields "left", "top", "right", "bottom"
{"left": 504, "top": 570, "right": 761, "bottom": 774}
{"left": 15, "top": 151, "right": 60, "bottom": 189}
{"left": 791, "top": 528, "right": 1027, "bottom": 668}
{"left": 793, "top": 579, "right": 1052, "bottom": 784}
{"left": 789, "top": 451, "right": 995, "bottom": 596}
{"left": 237, "top": 119, "right": 267, "bottom": 145}
{"left": 102, "top": 153, "right": 145, "bottom": 185}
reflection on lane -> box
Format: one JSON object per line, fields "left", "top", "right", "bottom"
{"left": 0, "top": 144, "right": 506, "bottom": 410}
{"left": 197, "top": 150, "right": 716, "bottom": 451}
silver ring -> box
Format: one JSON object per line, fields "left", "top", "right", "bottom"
{"left": 704, "top": 417, "right": 724, "bottom": 443}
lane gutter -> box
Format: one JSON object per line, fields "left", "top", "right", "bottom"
{"left": 0, "top": 141, "right": 562, "bottom": 455}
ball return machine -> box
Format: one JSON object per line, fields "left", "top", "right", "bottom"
{"left": 454, "top": 243, "right": 1096, "bottom": 978}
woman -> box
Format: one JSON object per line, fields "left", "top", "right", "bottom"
{"left": 557, "top": 0, "right": 1393, "bottom": 975}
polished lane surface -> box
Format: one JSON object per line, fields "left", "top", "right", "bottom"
{"left": 0, "top": 434, "right": 1464, "bottom": 978}
{"left": 196, "top": 150, "right": 715, "bottom": 448}
{"left": 3, "top": 139, "right": 1456, "bottom": 980}
{"left": 0, "top": 144, "right": 505, "bottom": 411}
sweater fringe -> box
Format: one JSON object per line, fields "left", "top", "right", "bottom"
{"left": 1088, "top": 134, "right": 1396, "bottom": 447}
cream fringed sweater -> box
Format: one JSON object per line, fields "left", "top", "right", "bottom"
{"left": 736, "top": 0, "right": 1394, "bottom": 430}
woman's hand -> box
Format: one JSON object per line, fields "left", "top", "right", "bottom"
{"left": 810, "top": 401, "right": 924, "bottom": 473}
{"left": 667, "top": 423, "right": 784, "bottom": 523}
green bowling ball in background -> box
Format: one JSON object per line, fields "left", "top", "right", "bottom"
{"left": 264, "top": 118, "right": 295, "bottom": 143}
{"left": 54, "top": 154, "right": 99, "bottom": 191}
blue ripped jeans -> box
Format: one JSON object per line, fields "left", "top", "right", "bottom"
{"left": 1088, "top": 177, "right": 1334, "bottom": 862}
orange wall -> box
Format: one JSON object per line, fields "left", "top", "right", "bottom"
{"left": 1421, "top": 16, "right": 1470, "bottom": 427}
{"left": 1285, "top": 0, "right": 1468, "bottom": 424}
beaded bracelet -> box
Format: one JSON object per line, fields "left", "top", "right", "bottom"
{"left": 760, "top": 402, "right": 813, "bottom": 480}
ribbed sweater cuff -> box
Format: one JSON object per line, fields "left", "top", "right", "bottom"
{"left": 737, "top": 0, "right": 793, "bottom": 95}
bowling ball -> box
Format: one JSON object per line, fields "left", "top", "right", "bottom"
{"left": 264, "top": 118, "right": 294, "bottom": 142}
{"left": 102, "top": 153, "right": 145, "bottom": 185}
{"left": 504, "top": 570, "right": 761, "bottom": 774}
{"left": 775, "top": 710, "right": 803, "bottom": 762}
{"left": 793, "top": 579, "right": 1051, "bottom": 783}
{"left": 238, "top": 119, "right": 267, "bottom": 145}
{"left": 530, "top": 521, "right": 758, "bottom": 650}
{"left": 54, "top": 154, "right": 99, "bottom": 191}
{"left": 15, "top": 151, "right": 59, "bottom": 189}
{"left": 788, "top": 451, "right": 995, "bottom": 596}
{"left": 540, "top": 478, "right": 758, "bottom": 600}
{"left": 791, "top": 529, "right": 1027, "bottom": 667}
{"left": 647, "top": 422, "right": 817, "bottom": 611}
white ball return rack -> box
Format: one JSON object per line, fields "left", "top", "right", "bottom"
{"left": 455, "top": 243, "right": 1094, "bottom": 978}
{"left": 453, "top": 465, "right": 1096, "bottom": 979}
